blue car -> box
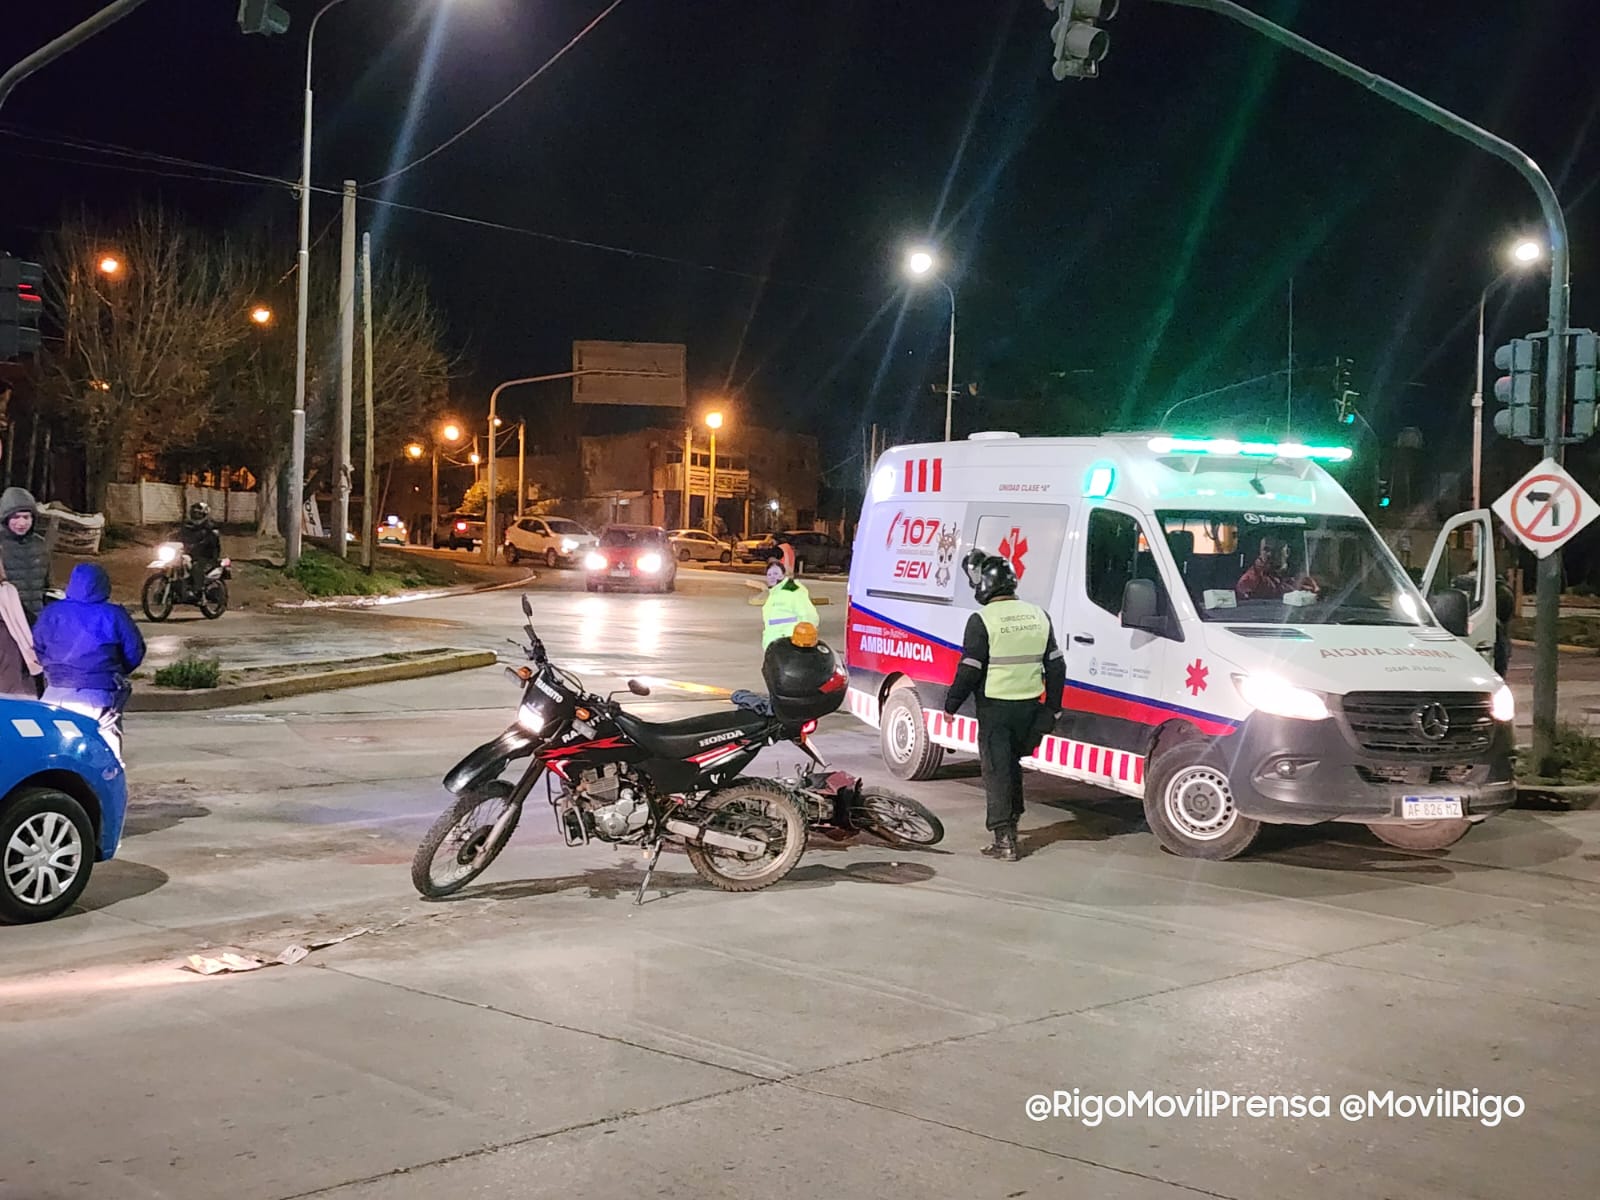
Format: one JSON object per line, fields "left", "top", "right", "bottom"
{"left": 0, "top": 696, "right": 128, "bottom": 923}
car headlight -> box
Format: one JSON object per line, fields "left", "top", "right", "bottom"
{"left": 1491, "top": 684, "right": 1515, "bottom": 723}
{"left": 637, "top": 552, "right": 662, "bottom": 574}
{"left": 584, "top": 551, "right": 608, "bottom": 571}
{"left": 517, "top": 703, "right": 547, "bottom": 733}
{"left": 561, "top": 538, "right": 577, "bottom": 553}
{"left": 1233, "top": 673, "right": 1330, "bottom": 721}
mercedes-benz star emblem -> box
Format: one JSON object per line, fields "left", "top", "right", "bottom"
{"left": 1414, "top": 703, "right": 1451, "bottom": 741}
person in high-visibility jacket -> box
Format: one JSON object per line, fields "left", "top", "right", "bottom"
{"left": 759, "top": 544, "right": 819, "bottom": 649}
{"left": 943, "top": 552, "right": 1065, "bottom": 861}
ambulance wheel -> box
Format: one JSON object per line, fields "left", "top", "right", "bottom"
{"left": 1143, "top": 742, "right": 1261, "bottom": 860}
{"left": 1366, "top": 819, "right": 1472, "bottom": 851}
{"left": 880, "top": 689, "right": 943, "bottom": 782}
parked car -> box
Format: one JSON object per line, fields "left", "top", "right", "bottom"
{"left": 504, "top": 516, "right": 598, "bottom": 568}
{"left": 735, "top": 534, "right": 771, "bottom": 563}
{"left": 584, "top": 525, "right": 678, "bottom": 593}
{"left": 377, "top": 516, "right": 408, "bottom": 545}
{"left": 668, "top": 528, "right": 734, "bottom": 564}
{"left": 748, "top": 530, "right": 852, "bottom": 574}
{"left": 433, "top": 512, "right": 484, "bottom": 551}
{"left": 0, "top": 697, "right": 129, "bottom": 923}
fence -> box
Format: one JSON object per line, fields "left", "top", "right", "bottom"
{"left": 104, "top": 482, "right": 258, "bottom": 527}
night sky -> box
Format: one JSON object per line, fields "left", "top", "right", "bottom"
{"left": 5, "top": 0, "right": 1599, "bottom": 497}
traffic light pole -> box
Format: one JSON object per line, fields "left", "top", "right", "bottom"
{"left": 1149, "top": 0, "right": 1573, "bottom": 772}
{"left": 0, "top": 0, "right": 152, "bottom": 114}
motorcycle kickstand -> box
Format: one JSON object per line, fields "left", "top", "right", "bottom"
{"left": 635, "top": 837, "right": 664, "bottom": 907}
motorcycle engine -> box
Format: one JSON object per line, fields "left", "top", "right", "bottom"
{"left": 582, "top": 768, "right": 650, "bottom": 839}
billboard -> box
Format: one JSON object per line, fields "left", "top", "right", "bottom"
{"left": 572, "top": 341, "right": 686, "bottom": 408}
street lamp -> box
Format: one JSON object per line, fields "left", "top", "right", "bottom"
{"left": 406, "top": 443, "right": 424, "bottom": 459}
{"left": 904, "top": 246, "right": 956, "bottom": 441}
{"left": 97, "top": 254, "right": 122, "bottom": 277}
{"left": 425, "top": 421, "right": 462, "bottom": 546}
{"left": 705, "top": 410, "right": 724, "bottom": 534}
{"left": 1471, "top": 237, "right": 1545, "bottom": 507}
{"left": 250, "top": 305, "right": 274, "bottom": 326}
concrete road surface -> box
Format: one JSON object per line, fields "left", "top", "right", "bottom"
{"left": 4, "top": 578, "right": 1599, "bottom": 1200}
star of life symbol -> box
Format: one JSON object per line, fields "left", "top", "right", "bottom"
{"left": 999, "top": 527, "right": 1029, "bottom": 580}
{"left": 1185, "top": 658, "right": 1209, "bottom": 696}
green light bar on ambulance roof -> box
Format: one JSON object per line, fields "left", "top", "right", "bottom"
{"left": 1147, "top": 436, "right": 1352, "bottom": 463}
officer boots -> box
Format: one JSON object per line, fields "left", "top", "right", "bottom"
{"left": 982, "top": 825, "right": 1019, "bottom": 862}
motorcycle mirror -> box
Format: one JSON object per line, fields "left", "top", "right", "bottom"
{"left": 628, "top": 679, "right": 651, "bottom": 696}
{"left": 520, "top": 593, "right": 533, "bottom": 617}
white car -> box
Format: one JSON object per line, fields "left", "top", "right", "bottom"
{"left": 503, "top": 516, "right": 598, "bottom": 568}
{"left": 668, "top": 528, "right": 734, "bottom": 564}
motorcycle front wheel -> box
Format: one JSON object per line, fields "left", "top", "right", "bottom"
{"left": 411, "top": 780, "right": 523, "bottom": 898}
{"left": 199, "top": 580, "right": 228, "bottom": 620}
{"left": 683, "top": 778, "right": 807, "bottom": 893}
{"left": 141, "top": 575, "right": 174, "bottom": 622}
{"left": 850, "top": 787, "right": 944, "bottom": 847}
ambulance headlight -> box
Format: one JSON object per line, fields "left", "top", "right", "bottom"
{"left": 1491, "top": 684, "right": 1515, "bottom": 723}
{"left": 1233, "top": 673, "right": 1330, "bottom": 722}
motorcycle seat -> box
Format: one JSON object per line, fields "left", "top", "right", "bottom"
{"left": 613, "top": 707, "right": 772, "bottom": 761}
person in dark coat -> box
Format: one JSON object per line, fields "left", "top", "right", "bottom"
{"left": 0, "top": 486, "right": 51, "bottom": 622}
{"left": 178, "top": 501, "right": 222, "bottom": 597}
{"left": 33, "top": 563, "right": 145, "bottom": 758}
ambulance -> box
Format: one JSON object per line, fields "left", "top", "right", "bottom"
{"left": 844, "top": 432, "right": 1514, "bottom": 860}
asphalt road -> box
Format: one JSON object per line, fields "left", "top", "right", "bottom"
{"left": 4, "top": 578, "right": 1599, "bottom": 1200}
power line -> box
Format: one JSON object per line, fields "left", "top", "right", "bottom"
{"left": 364, "top": 0, "right": 627, "bottom": 188}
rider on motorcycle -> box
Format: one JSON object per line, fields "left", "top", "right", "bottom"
{"left": 178, "top": 502, "right": 222, "bottom": 598}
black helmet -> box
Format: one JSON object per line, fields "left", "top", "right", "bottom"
{"left": 188, "top": 502, "right": 210, "bottom": 523}
{"left": 964, "top": 550, "right": 1017, "bottom": 605}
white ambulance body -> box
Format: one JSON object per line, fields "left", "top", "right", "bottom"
{"left": 845, "top": 432, "right": 1514, "bottom": 860}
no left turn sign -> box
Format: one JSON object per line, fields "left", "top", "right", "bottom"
{"left": 1492, "top": 457, "right": 1600, "bottom": 558}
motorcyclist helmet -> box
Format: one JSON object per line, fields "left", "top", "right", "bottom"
{"left": 188, "top": 502, "right": 210, "bottom": 523}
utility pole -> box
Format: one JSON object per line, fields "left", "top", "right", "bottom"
{"left": 1286, "top": 277, "right": 1294, "bottom": 436}
{"left": 334, "top": 180, "right": 356, "bottom": 557}
{"left": 360, "top": 232, "right": 375, "bottom": 572}
{"left": 517, "top": 420, "right": 526, "bottom": 519}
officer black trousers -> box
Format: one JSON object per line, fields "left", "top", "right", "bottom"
{"left": 976, "top": 698, "right": 1039, "bottom": 832}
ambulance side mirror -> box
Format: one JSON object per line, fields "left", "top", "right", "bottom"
{"left": 1121, "top": 579, "right": 1165, "bottom": 634}
{"left": 1428, "top": 589, "right": 1470, "bottom": 638}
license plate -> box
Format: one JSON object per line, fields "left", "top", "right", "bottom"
{"left": 611, "top": 567, "right": 631, "bottom": 577}
{"left": 1402, "top": 796, "right": 1463, "bottom": 820}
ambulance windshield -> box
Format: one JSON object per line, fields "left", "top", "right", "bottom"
{"left": 1157, "top": 511, "right": 1432, "bottom": 627}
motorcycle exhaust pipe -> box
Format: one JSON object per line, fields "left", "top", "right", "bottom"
{"left": 665, "top": 819, "right": 767, "bottom": 855}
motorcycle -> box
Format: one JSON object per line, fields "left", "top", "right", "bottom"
{"left": 142, "top": 542, "right": 231, "bottom": 621}
{"left": 787, "top": 765, "right": 944, "bottom": 848}
{"left": 412, "top": 594, "right": 832, "bottom": 903}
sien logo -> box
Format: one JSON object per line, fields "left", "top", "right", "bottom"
{"left": 885, "top": 511, "right": 945, "bottom": 550}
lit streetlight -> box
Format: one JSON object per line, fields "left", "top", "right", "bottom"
{"left": 1471, "top": 237, "right": 1546, "bottom": 507}
{"left": 424, "top": 420, "right": 462, "bottom": 546}
{"left": 904, "top": 246, "right": 956, "bottom": 441}
{"left": 97, "top": 254, "right": 122, "bottom": 277}
{"left": 705, "top": 410, "right": 725, "bottom": 534}
{"left": 441, "top": 422, "right": 462, "bottom": 443}
{"left": 468, "top": 450, "right": 481, "bottom": 465}
{"left": 250, "top": 305, "right": 274, "bottom": 326}
{"left": 406, "top": 443, "right": 424, "bottom": 460}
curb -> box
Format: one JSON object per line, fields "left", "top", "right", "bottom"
{"left": 272, "top": 572, "right": 537, "bottom": 611}
{"left": 129, "top": 649, "right": 497, "bottom": 712}
{"left": 1510, "top": 638, "right": 1597, "bottom": 655}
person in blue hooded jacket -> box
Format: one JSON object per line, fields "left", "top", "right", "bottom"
{"left": 32, "top": 563, "right": 145, "bottom": 756}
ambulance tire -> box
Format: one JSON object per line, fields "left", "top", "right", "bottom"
{"left": 880, "top": 689, "right": 944, "bottom": 782}
{"left": 1143, "top": 740, "right": 1261, "bottom": 860}
{"left": 1365, "top": 819, "right": 1472, "bottom": 851}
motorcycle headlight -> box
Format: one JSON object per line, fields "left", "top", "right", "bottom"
{"left": 517, "top": 703, "right": 547, "bottom": 733}
{"left": 1233, "top": 673, "right": 1330, "bottom": 721}
{"left": 560, "top": 538, "right": 577, "bottom": 553}
{"left": 584, "top": 550, "right": 608, "bottom": 571}
{"left": 637, "top": 552, "right": 662, "bottom": 574}
{"left": 1491, "top": 684, "right": 1515, "bottom": 723}
{"left": 155, "top": 544, "right": 178, "bottom": 564}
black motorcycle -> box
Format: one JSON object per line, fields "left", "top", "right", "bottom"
{"left": 142, "top": 542, "right": 230, "bottom": 621}
{"left": 412, "top": 595, "right": 842, "bottom": 903}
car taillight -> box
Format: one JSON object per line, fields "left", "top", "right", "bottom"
{"left": 455, "top": 521, "right": 467, "bottom": 532}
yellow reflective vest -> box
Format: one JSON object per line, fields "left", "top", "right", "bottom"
{"left": 762, "top": 581, "right": 819, "bottom": 648}
{"left": 976, "top": 599, "right": 1050, "bottom": 700}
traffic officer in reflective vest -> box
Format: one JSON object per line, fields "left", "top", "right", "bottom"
{"left": 943, "top": 552, "right": 1065, "bottom": 861}
{"left": 759, "top": 544, "right": 819, "bottom": 649}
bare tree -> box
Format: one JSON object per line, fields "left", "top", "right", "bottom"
{"left": 39, "top": 208, "right": 256, "bottom": 508}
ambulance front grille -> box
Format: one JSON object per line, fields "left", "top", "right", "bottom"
{"left": 1339, "top": 692, "right": 1495, "bottom": 758}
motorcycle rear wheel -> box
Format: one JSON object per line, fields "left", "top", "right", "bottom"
{"left": 141, "top": 575, "right": 174, "bottom": 622}
{"left": 411, "top": 781, "right": 523, "bottom": 898}
{"left": 199, "top": 581, "right": 228, "bottom": 619}
{"left": 850, "top": 787, "right": 944, "bottom": 847}
{"left": 683, "top": 778, "right": 807, "bottom": 893}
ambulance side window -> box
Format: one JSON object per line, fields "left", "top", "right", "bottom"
{"left": 1085, "top": 509, "right": 1172, "bottom": 617}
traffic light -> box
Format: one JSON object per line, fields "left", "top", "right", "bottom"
{"left": 1377, "top": 479, "right": 1391, "bottom": 509}
{"left": 1566, "top": 329, "right": 1598, "bottom": 441}
{"left": 1492, "top": 334, "right": 1544, "bottom": 443}
{"left": 1332, "top": 356, "right": 1359, "bottom": 425}
{"left": 1044, "top": 0, "right": 1118, "bottom": 80}
{"left": 0, "top": 258, "right": 43, "bottom": 361}
{"left": 237, "top": 0, "right": 290, "bottom": 35}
